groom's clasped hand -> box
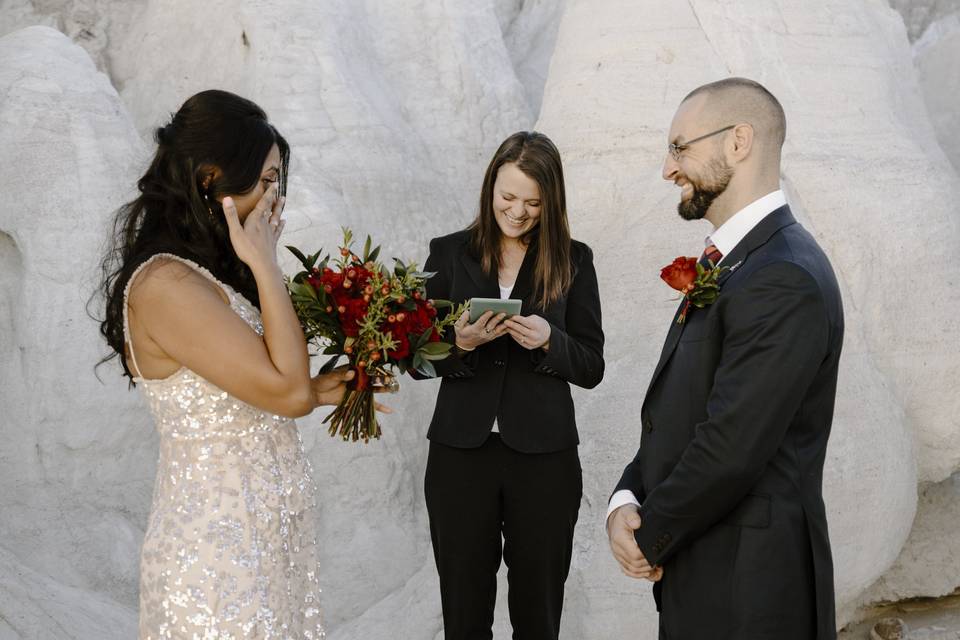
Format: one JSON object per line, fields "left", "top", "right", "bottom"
{"left": 607, "top": 504, "right": 663, "bottom": 582}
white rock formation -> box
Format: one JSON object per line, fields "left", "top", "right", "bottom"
{"left": 913, "top": 12, "right": 960, "bottom": 173}
{"left": 0, "top": 24, "right": 147, "bottom": 637}
{"left": 1, "top": 1, "right": 959, "bottom": 639}
{"left": 0, "top": 0, "right": 146, "bottom": 71}
{"left": 889, "top": 0, "right": 960, "bottom": 41}
{"left": 861, "top": 471, "right": 960, "bottom": 605}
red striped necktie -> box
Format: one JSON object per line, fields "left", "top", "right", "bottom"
{"left": 699, "top": 243, "right": 723, "bottom": 268}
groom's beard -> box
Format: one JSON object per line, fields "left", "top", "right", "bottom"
{"left": 677, "top": 157, "right": 734, "bottom": 221}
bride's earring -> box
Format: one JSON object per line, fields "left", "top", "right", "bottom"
{"left": 202, "top": 181, "right": 214, "bottom": 219}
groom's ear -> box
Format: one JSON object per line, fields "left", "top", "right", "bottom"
{"left": 729, "top": 123, "right": 755, "bottom": 162}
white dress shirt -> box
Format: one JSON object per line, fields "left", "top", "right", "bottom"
{"left": 491, "top": 282, "right": 515, "bottom": 434}
{"left": 605, "top": 189, "right": 787, "bottom": 524}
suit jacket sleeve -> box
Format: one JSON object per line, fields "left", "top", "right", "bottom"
{"left": 613, "top": 451, "right": 648, "bottom": 505}
{"left": 409, "top": 236, "right": 478, "bottom": 380}
{"left": 635, "top": 262, "right": 830, "bottom": 566}
{"left": 531, "top": 244, "right": 605, "bottom": 389}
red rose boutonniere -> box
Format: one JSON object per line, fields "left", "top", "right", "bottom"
{"left": 660, "top": 256, "right": 729, "bottom": 324}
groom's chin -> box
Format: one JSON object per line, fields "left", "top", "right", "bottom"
{"left": 677, "top": 201, "right": 706, "bottom": 221}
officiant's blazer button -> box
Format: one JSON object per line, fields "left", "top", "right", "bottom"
{"left": 644, "top": 418, "right": 653, "bottom": 433}
{"left": 494, "top": 359, "right": 505, "bottom": 367}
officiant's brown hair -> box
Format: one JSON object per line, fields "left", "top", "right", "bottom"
{"left": 469, "top": 131, "right": 573, "bottom": 310}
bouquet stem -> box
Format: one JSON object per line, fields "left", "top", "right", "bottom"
{"left": 322, "top": 369, "right": 382, "bottom": 442}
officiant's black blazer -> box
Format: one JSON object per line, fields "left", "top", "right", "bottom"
{"left": 416, "top": 229, "right": 604, "bottom": 453}
{"left": 614, "top": 206, "right": 843, "bottom": 640}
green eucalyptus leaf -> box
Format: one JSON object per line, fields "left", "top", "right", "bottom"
{"left": 417, "top": 360, "right": 437, "bottom": 378}
{"left": 287, "top": 245, "right": 310, "bottom": 268}
{"left": 290, "top": 281, "right": 318, "bottom": 300}
{"left": 414, "top": 328, "right": 432, "bottom": 350}
{"left": 420, "top": 341, "right": 452, "bottom": 356}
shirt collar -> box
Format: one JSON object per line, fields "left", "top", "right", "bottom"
{"left": 707, "top": 189, "right": 787, "bottom": 261}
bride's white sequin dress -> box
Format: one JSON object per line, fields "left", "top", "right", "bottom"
{"left": 124, "top": 254, "right": 325, "bottom": 639}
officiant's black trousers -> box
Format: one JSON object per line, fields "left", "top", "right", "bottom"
{"left": 425, "top": 434, "right": 582, "bottom": 640}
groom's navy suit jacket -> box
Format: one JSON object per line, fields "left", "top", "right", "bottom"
{"left": 615, "top": 206, "right": 843, "bottom": 639}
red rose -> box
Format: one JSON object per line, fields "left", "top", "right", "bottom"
{"left": 340, "top": 298, "right": 368, "bottom": 337}
{"left": 387, "top": 332, "right": 411, "bottom": 360}
{"left": 660, "top": 257, "right": 698, "bottom": 292}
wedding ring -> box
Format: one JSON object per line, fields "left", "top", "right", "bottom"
{"left": 485, "top": 328, "right": 491, "bottom": 334}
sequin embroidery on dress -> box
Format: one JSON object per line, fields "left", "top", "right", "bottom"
{"left": 124, "top": 254, "right": 325, "bottom": 639}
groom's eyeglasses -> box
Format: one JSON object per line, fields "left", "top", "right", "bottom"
{"left": 668, "top": 125, "right": 736, "bottom": 161}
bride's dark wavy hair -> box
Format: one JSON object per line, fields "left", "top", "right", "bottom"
{"left": 95, "top": 89, "right": 289, "bottom": 381}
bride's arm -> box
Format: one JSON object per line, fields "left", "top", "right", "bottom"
{"left": 131, "top": 260, "right": 312, "bottom": 417}
{"left": 129, "top": 186, "right": 314, "bottom": 417}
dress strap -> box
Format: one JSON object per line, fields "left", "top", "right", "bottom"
{"left": 122, "top": 253, "right": 230, "bottom": 379}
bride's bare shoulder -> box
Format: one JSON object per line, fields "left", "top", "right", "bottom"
{"left": 128, "top": 256, "right": 228, "bottom": 307}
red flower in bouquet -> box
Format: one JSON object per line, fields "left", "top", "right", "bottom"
{"left": 286, "top": 229, "right": 465, "bottom": 442}
{"left": 660, "top": 255, "right": 729, "bottom": 324}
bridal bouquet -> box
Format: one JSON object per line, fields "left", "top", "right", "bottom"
{"left": 286, "top": 229, "right": 462, "bottom": 442}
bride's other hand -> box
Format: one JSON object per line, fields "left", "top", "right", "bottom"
{"left": 311, "top": 367, "right": 394, "bottom": 413}
{"left": 223, "top": 183, "right": 285, "bottom": 272}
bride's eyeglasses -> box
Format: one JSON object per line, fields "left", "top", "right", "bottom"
{"left": 668, "top": 125, "right": 736, "bottom": 161}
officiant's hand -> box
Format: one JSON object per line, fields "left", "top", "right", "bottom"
{"left": 454, "top": 309, "right": 508, "bottom": 351}
{"left": 503, "top": 314, "right": 551, "bottom": 350}
{"left": 607, "top": 504, "right": 662, "bottom": 581}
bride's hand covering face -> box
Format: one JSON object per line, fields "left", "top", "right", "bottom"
{"left": 222, "top": 177, "right": 285, "bottom": 272}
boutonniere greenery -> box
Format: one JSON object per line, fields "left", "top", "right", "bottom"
{"left": 659, "top": 257, "right": 730, "bottom": 324}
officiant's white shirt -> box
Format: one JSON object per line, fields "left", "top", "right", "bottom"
{"left": 605, "top": 189, "right": 787, "bottom": 524}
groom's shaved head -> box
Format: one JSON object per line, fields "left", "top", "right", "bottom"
{"left": 683, "top": 78, "right": 786, "bottom": 154}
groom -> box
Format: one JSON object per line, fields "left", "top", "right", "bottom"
{"left": 607, "top": 78, "right": 844, "bottom": 639}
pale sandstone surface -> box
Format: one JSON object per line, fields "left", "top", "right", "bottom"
{"left": 912, "top": 12, "right": 960, "bottom": 173}
{"left": 861, "top": 472, "right": 960, "bottom": 605}
{"left": 1, "top": 1, "right": 959, "bottom": 639}
{"left": 889, "top": 0, "right": 960, "bottom": 40}
{"left": 0, "top": 25, "right": 149, "bottom": 638}
{"left": 0, "top": 0, "right": 146, "bottom": 71}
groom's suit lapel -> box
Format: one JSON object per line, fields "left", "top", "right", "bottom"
{"left": 644, "top": 205, "right": 798, "bottom": 398}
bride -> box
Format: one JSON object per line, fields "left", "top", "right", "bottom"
{"left": 97, "top": 89, "right": 362, "bottom": 639}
